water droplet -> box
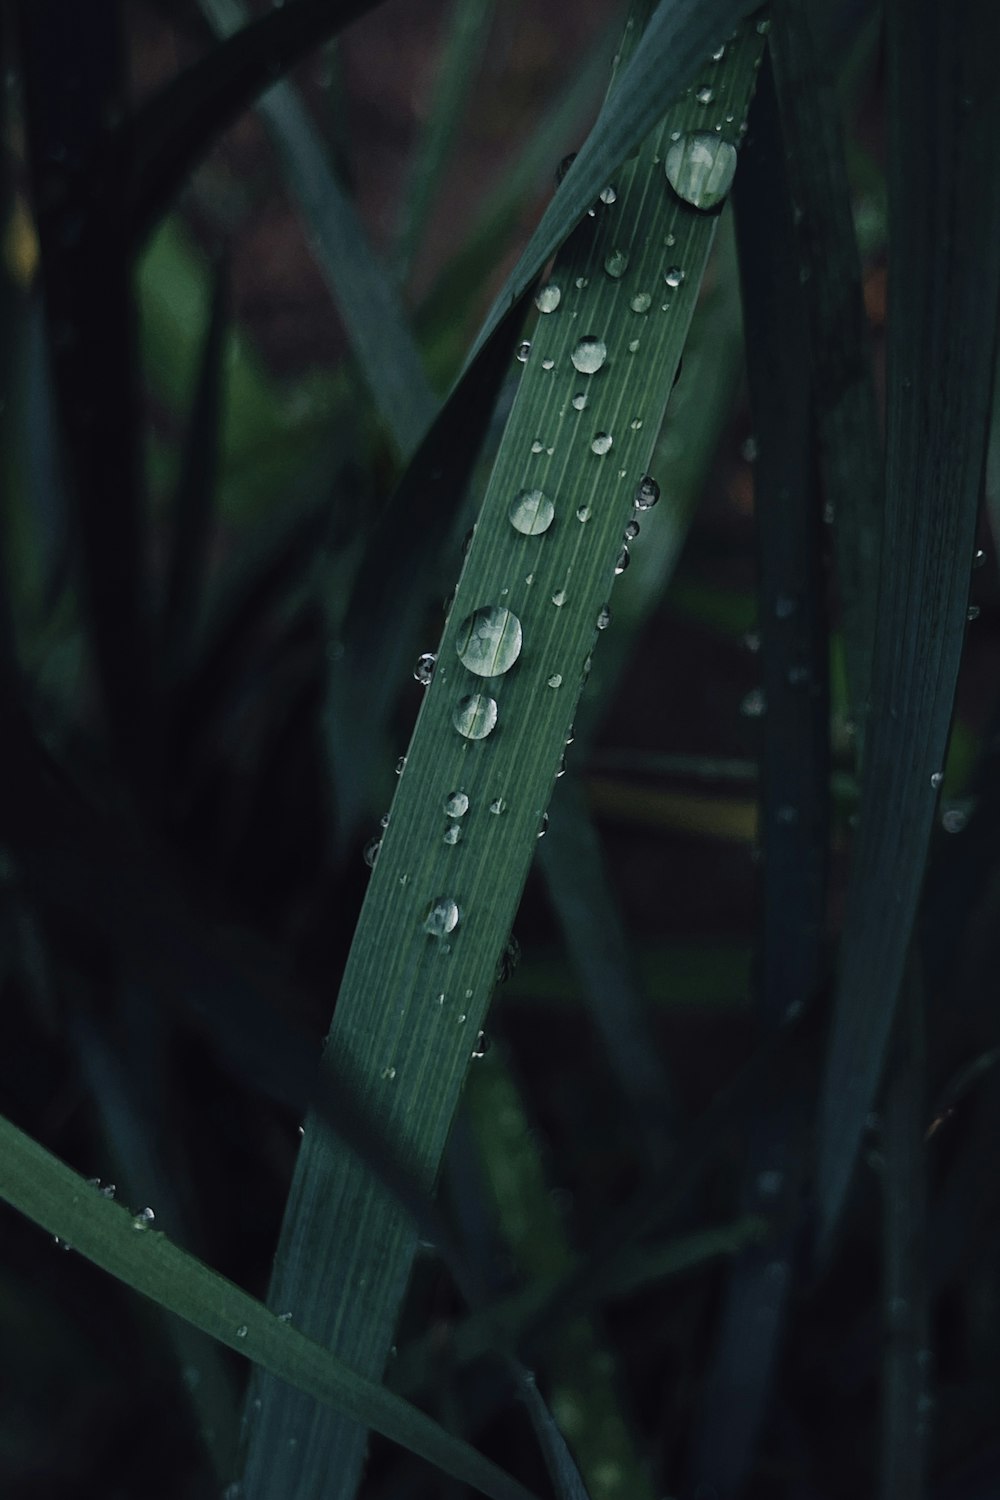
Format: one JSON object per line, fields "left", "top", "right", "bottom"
{"left": 624, "top": 519, "right": 640, "bottom": 540}
{"left": 453, "top": 693, "right": 498, "bottom": 739}
{"left": 630, "top": 291, "right": 652, "bottom": 313}
{"left": 967, "top": 604, "right": 980, "bottom": 622}
{"left": 443, "top": 823, "right": 462, "bottom": 846}
{"left": 930, "top": 771, "right": 944, "bottom": 790}
{"left": 132, "top": 1207, "right": 155, "bottom": 1231}
{"left": 380, "top": 1065, "right": 397, "bottom": 1080}
{"left": 575, "top": 276, "right": 589, "bottom": 289}
{"left": 973, "top": 547, "right": 987, "bottom": 569}
{"left": 541, "top": 357, "right": 555, "bottom": 371}
{"left": 711, "top": 43, "right": 726, "bottom": 61}
{"left": 604, "top": 248, "right": 629, "bottom": 279}
{"left": 235, "top": 1324, "right": 249, "bottom": 1339}
{"left": 615, "top": 545, "right": 630, "bottom": 575}
{"left": 471, "top": 1030, "right": 490, "bottom": 1059}
{"left": 627, "top": 338, "right": 640, "bottom": 353}
{"left": 495, "top": 933, "right": 521, "bottom": 983}
{"left": 664, "top": 266, "right": 685, "bottom": 289}
{"left": 596, "top": 604, "right": 612, "bottom": 630}
{"left": 571, "top": 392, "right": 587, "bottom": 410}
{"left": 664, "top": 132, "right": 738, "bottom": 211}
{"left": 531, "top": 438, "right": 544, "bottom": 454}
{"left": 277, "top": 1311, "right": 292, "bottom": 1324}
{"left": 516, "top": 340, "right": 531, "bottom": 363}
{"left": 380, "top": 811, "right": 391, "bottom": 829}
{"left": 576, "top": 505, "right": 591, "bottom": 523}
{"left": 555, "top": 152, "right": 576, "bottom": 186}
{"left": 414, "top": 652, "right": 436, "bottom": 686}
{"left": 509, "top": 488, "right": 554, "bottom": 536}
{"left": 536, "top": 813, "right": 550, "bottom": 839}
{"left": 942, "top": 803, "right": 969, "bottom": 834}
{"left": 395, "top": 756, "right": 406, "bottom": 775}
{"left": 535, "top": 283, "right": 561, "bottom": 313}
{"left": 695, "top": 85, "right": 715, "bottom": 105}
{"left": 591, "top": 431, "right": 613, "bottom": 455}
{"left": 547, "top": 673, "right": 563, "bottom": 688}
{"left": 757, "top": 16, "right": 772, "bottom": 34}
{"left": 629, "top": 417, "right": 643, "bottom": 430}
{"left": 552, "top": 588, "right": 567, "bottom": 607}
{"left": 363, "top": 836, "right": 381, "bottom": 869}
{"left": 443, "top": 791, "right": 469, "bottom": 818}
{"left": 423, "top": 897, "right": 460, "bottom": 937}
{"left": 556, "top": 752, "right": 567, "bottom": 778}
{"left": 490, "top": 797, "right": 506, "bottom": 815}
{"left": 741, "top": 687, "right": 766, "bottom": 717}
{"left": 571, "top": 336, "right": 607, "bottom": 375}
{"left": 456, "top": 605, "right": 522, "bottom": 676}
{"left": 599, "top": 184, "right": 617, "bottom": 205}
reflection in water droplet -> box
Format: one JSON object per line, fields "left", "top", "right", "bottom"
{"left": 456, "top": 605, "right": 523, "bottom": 676}
{"left": 664, "top": 266, "right": 685, "bottom": 289}
{"left": 516, "top": 341, "right": 531, "bottom": 363}
{"left": 443, "top": 791, "right": 469, "bottom": 817}
{"left": 604, "top": 248, "right": 629, "bottom": 279}
{"left": 414, "top": 652, "right": 436, "bottom": 686}
{"left": 576, "top": 505, "right": 591, "bottom": 523}
{"left": 363, "top": 837, "right": 381, "bottom": 869}
{"left": 930, "top": 772, "right": 944, "bottom": 790}
{"left": 571, "top": 392, "right": 587, "bottom": 411}
{"left": 509, "top": 489, "right": 555, "bottom": 536}
{"left": 548, "top": 673, "right": 563, "bottom": 688}
{"left": 552, "top": 588, "right": 567, "bottom": 607}
{"left": 630, "top": 291, "right": 652, "bottom": 313}
{"left": 423, "top": 897, "right": 460, "bottom": 937}
{"left": 489, "top": 797, "right": 506, "bottom": 815}
{"left": 591, "top": 432, "right": 613, "bottom": 455}
{"left": 443, "top": 824, "right": 462, "bottom": 846}
{"left": 615, "top": 545, "right": 630, "bottom": 575}
{"left": 624, "top": 519, "right": 640, "bottom": 540}
{"left": 635, "top": 474, "right": 660, "bottom": 510}
{"left": 535, "top": 283, "right": 561, "bottom": 313}
{"left": 571, "top": 336, "right": 608, "bottom": 375}
{"left": 596, "top": 604, "right": 612, "bottom": 630}
{"left": 453, "top": 693, "right": 498, "bottom": 739}
{"left": 664, "top": 132, "right": 738, "bottom": 211}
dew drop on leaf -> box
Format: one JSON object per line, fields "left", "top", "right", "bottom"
{"left": 664, "top": 266, "right": 685, "bottom": 289}
{"left": 571, "top": 336, "right": 607, "bottom": 375}
{"left": 516, "top": 340, "right": 531, "bottom": 363}
{"left": 604, "top": 248, "right": 629, "bottom": 279}
{"left": 571, "top": 392, "right": 587, "bottom": 410}
{"left": 456, "top": 605, "right": 523, "bottom": 676}
{"left": 548, "top": 673, "right": 563, "bottom": 688}
{"left": 453, "top": 693, "right": 498, "bottom": 739}
{"left": 615, "top": 545, "right": 630, "bottom": 575}
{"left": 509, "top": 489, "right": 555, "bottom": 536}
{"left": 535, "top": 283, "right": 561, "bottom": 313}
{"left": 490, "top": 797, "right": 506, "bottom": 815}
{"left": 363, "top": 837, "right": 381, "bottom": 869}
{"left": 635, "top": 474, "right": 660, "bottom": 510}
{"left": 596, "top": 604, "right": 612, "bottom": 631}
{"left": 443, "top": 824, "right": 462, "bottom": 846}
{"left": 443, "top": 790, "right": 469, "bottom": 817}
{"left": 664, "top": 132, "right": 738, "bottom": 211}
{"left": 591, "top": 432, "right": 613, "bottom": 455}
{"left": 414, "top": 652, "right": 436, "bottom": 686}
{"left": 630, "top": 291, "right": 652, "bottom": 313}
{"left": 423, "top": 897, "right": 460, "bottom": 937}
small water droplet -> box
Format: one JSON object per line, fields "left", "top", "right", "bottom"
{"left": 456, "top": 605, "right": 522, "bottom": 676}
{"left": 664, "top": 266, "right": 685, "bottom": 289}
{"left": 942, "top": 803, "right": 969, "bottom": 833}
{"left": 277, "top": 1311, "right": 292, "bottom": 1324}
{"left": 495, "top": 933, "right": 521, "bottom": 983}
{"left": 471, "top": 1030, "right": 490, "bottom": 1059}
{"left": 630, "top": 291, "right": 652, "bottom": 313}
{"left": 535, "top": 283, "right": 561, "bottom": 313}
{"left": 695, "top": 85, "right": 715, "bottom": 105}
{"left": 490, "top": 797, "right": 506, "bottom": 815}
{"left": 624, "top": 519, "right": 640, "bottom": 540}
{"left": 423, "top": 897, "right": 460, "bottom": 937}
{"left": 571, "top": 392, "right": 587, "bottom": 410}
{"left": 552, "top": 588, "right": 568, "bottom": 607}
{"left": 542, "top": 357, "right": 555, "bottom": 370}
{"left": 453, "top": 693, "right": 498, "bottom": 739}
{"left": 604, "top": 248, "right": 629, "bottom": 279}
{"left": 576, "top": 505, "right": 591, "bottom": 523}
{"left": 741, "top": 687, "right": 766, "bottom": 718}
{"left": 596, "top": 604, "right": 612, "bottom": 630}
{"left": 973, "top": 547, "right": 987, "bottom": 569}
{"left": 395, "top": 755, "right": 406, "bottom": 775}
{"left": 757, "top": 16, "right": 772, "bottom": 34}
{"left": 509, "top": 489, "right": 554, "bottom": 536}
{"left": 236, "top": 1325, "right": 248, "bottom": 1340}
{"left": 363, "top": 836, "right": 381, "bottom": 869}
{"left": 516, "top": 340, "right": 531, "bottom": 363}
{"left": 571, "top": 336, "right": 608, "bottom": 375}
{"left": 664, "top": 132, "right": 737, "bottom": 211}
{"left": 711, "top": 43, "right": 726, "bottom": 61}
{"left": 414, "top": 652, "right": 436, "bottom": 686}
{"left": 930, "top": 772, "right": 944, "bottom": 790}
{"left": 530, "top": 438, "right": 544, "bottom": 454}
{"left": 599, "top": 184, "right": 617, "bottom": 205}
{"left": 380, "top": 1065, "right": 397, "bottom": 1080}
{"left": 967, "top": 604, "right": 981, "bottom": 622}
{"left": 627, "top": 338, "right": 640, "bottom": 353}
{"left": 443, "top": 823, "right": 462, "bottom": 846}
{"left": 575, "top": 275, "right": 589, "bottom": 289}
{"left": 547, "top": 673, "right": 563, "bottom": 688}
{"left": 591, "top": 431, "right": 613, "bottom": 455}
{"left": 132, "top": 1207, "right": 155, "bottom": 1231}
{"left": 629, "top": 417, "right": 643, "bottom": 430}
{"left": 536, "top": 813, "right": 550, "bottom": 839}
{"left": 615, "top": 545, "right": 630, "bottom": 575}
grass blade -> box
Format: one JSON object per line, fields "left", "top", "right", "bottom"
{"left": 240, "top": 15, "right": 767, "bottom": 1500}
{"left": 815, "top": 0, "right": 1000, "bottom": 1258}
{"left": 197, "top": 0, "right": 438, "bottom": 461}
{"left": 0, "top": 1114, "right": 540, "bottom": 1500}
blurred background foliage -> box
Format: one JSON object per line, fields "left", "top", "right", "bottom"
{"left": 2, "top": 1, "right": 1000, "bottom": 1498}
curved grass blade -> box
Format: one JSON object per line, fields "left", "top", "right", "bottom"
{"left": 126, "top": 0, "right": 386, "bottom": 245}
{"left": 241, "top": 16, "right": 768, "bottom": 1500}
{"left": 0, "top": 1114, "right": 540, "bottom": 1500}
{"left": 197, "top": 0, "right": 437, "bottom": 461}
{"left": 815, "top": 0, "right": 1000, "bottom": 1259}
{"left": 769, "top": 0, "right": 883, "bottom": 739}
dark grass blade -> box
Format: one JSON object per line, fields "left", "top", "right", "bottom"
{"left": 16, "top": 1, "right": 152, "bottom": 772}
{"left": 126, "top": 0, "right": 387, "bottom": 245}
{"left": 687, "top": 51, "right": 829, "bottom": 1498}
{"left": 815, "top": 0, "right": 1000, "bottom": 1259}
{"left": 198, "top": 0, "right": 437, "bottom": 461}
{"left": 770, "top": 0, "right": 883, "bottom": 737}
{"left": 162, "top": 251, "right": 229, "bottom": 682}
{"left": 880, "top": 963, "right": 929, "bottom": 1500}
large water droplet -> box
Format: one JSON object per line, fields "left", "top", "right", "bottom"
{"left": 443, "top": 790, "right": 469, "bottom": 817}
{"left": 535, "top": 283, "right": 561, "bottom": 313}
{"left": 630, "top": 291, "right": 652, "bottom": 313}
{"left": 453, "top": 693, "right": 498, "bottom": 739}
{"left": 571, "top": 336, "right": 608, "bottom": 375}
{"left": 599, "top": 184, "right": 617, "bottom": 205}
{"left": 664, "top": 266, "right": 685, "bottom": 289}
{"left": 414, "top": 652, "right": 436, "bottom": 686}
{"left": 664, "top": 132, "right": 738, "bottom": 211}
{"left": 930, "top": 771, "right": 944, "bottom": 790}
{"left": 547, "top": 673, "right": 563, "bottom": 688}
{"left": 456, "top": 605, "right": 523, "bottom": 677}
{"left": 571, "top": 392, "right": 587, "bottom": 410}
{"left": 423, "top": 896, "right": 460, "bottom": 937}
{"left": 591, "top": 431, "right": 613, "bottom": 455}
{"left": 635, "top": 474, "right": 660, "bottom": 510}
{"left": 509, "top": 489, "right": 554, "bottom": 536}
{"left": 604, "top": 248, "right": 629, "bottom": 279}
{"left": 443, "top": 823, "right": 462, "bottom": 846}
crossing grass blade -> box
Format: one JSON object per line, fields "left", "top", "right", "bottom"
{"left": 0, "top": 1114, "right": 540, "bottom": 1500}
{"left": 815, "top": 0, "right": 1000, "bottom": 1260}
{"left": 239, "top": 15, "right": 767, "bottom": 1500}
{"left": 198, "top": 0, "right": 438, "bottom": 462}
